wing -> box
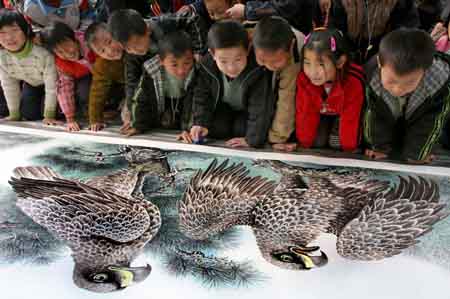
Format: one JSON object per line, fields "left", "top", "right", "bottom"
{"left": 178, "top": 159, "right": 276, "bottom": 239}
{"left": 12, "top": 166, "right": 64, "bottom": 180}
{"left": 84, "top": 169, "right": 141, "bottom": 198}
{"left": 336, "top": 176, "right": 449, "bottom": 260}
{"left": 9, "top": 173, "right": 157, "bottom": 246}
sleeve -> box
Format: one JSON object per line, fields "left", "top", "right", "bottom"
{"left": 363, "top": 87, "right": 395, "bottom": 154}
{"left": 192, "top": 67, "right": 214, "bottom": 128}
{"left": 43, "top": 53, "right": 58, "bottom": 119}
{"left": 88, "top": 59, "right": 113, "bottom": 124}
{"left": 390, "top": 0, "right": 420, "bottom": 29}
{"left": 338, "top": 78, "right": 364, "bottom": 151}
{"left": 124, "top": 53, "right": 146, "bottom": 111}
{"left": 0, "top": 64, "right": 21, "bottom": 120}
{"left": 56, "top": 70, "right": 76, "bottom": 120}
{"left": 130, "top": 72, "right": 159, "bottom": 132}
{"left": 245, "top": 68, "right": 275, "bottom": 147}
{"left": 268, "top": 64, "right": 300, "bottom": 143}
{"left": 155, "top": 11, "right": 207, "bottom": 54}
{"left": 402, "top": 92, "right": 450, "bottom": 161}
{"left": 295, "top": 81, "right": 317, "bottom": 148}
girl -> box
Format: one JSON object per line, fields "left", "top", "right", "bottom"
{"left": 295, "top": 28, "right": 364, "bottom": 152}
{"left": 0, "top": 9, "right": 58, "bottom": 124}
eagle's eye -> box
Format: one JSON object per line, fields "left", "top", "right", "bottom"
{"left": 92, "top": 273, "right": 109, "bottom": 282}
{"left": 279, "top": 254, "right": 294, "bottom": 263}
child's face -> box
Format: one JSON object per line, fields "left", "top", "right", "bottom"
{"left": 303, "top": 49, "right": 337, "bottom": 86}
{"left": 255, "top": 48, "right": 291, "bottom": 71}
{"left": 0, "top": 23, "right": 27, "bottom": 52}
{"left": 380, "top": 63, "right": 424, "bottom": 97}
{"left": 123, "top": 28, "right": 150, "bottom": 56}
{"left": 54, "top": 38, "right": 80, "bottom": 61}
{"left": 205, "top": 0, "right": 231, "bottom": 20}
{"left": 212, "top": 46, "right": 248, "bottom": 78}
{"left": 161, "top": 51, "right": 194, "bottom": 80}
{"left": 90, "top": 28, "right": 123, "bottom": 60}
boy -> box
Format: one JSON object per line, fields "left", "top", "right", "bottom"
{"left": 124, "top": 31, "right": 197, "bottom": 139}
{"left": 190, "top": 20, "right": 274, "bottom": 148}
{"left": 364, "top": 28, "right": 450, "bottom": 164}
{"left": 107, "top": 9, "right": 206, "bottom": 135}
{"left": 252, "top": 16, "right": 304, "bottom": 151}
{"left": 84, "top": 21, "right": 125, "bottom": 131}
{"left": 41, "top": 21, "right": 96, "bottom": 131}
{"left": 0, "top": 9, "right": 58, "bottom": 124}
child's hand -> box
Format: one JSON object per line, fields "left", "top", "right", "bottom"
{"left": 177, "top": 4, "right": 193, "bottom": 14}
{"left": 407, "top": 155, "right": 434, "bottom": 165}
{"left": 121, "top": 126, "right": 140, "bottom": 137}
{"left": 43, "top": 118, "right": 63, "bottom": 126}
{"left": 2, "top": 115, "right": 21, "bottom": 121}
{"left": 66, "top": 119, "right": 81, "bottom": 132}
{"left": 89, "top": 122, "right": 105, "bottom": 132}
{"left": 176, "top": 131, "right": 193, "bottom": 143}
{"left": 272, "top": 143, "right": 297, "bottom": 152}
{"left": 225, "top": 137, "right": 249, "bottom": 148}
{"left": 226, "top": 4, "right": 245, "bottom": 20}
{"left": 365, "top": 149, "right": 388, "bottom": 160}
{"left": 190, "top": 125, "right": 208, "bottom": 143}
{"left": 430, "top": 22, "right": 447, "bottom": 41}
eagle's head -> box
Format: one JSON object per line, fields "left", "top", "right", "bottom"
{"left": 265, "top": 245, "right": 328, "bottom": 270}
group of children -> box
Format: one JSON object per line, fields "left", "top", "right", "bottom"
{"left": 0, "top": 0, "right": 449, "bottom": 165}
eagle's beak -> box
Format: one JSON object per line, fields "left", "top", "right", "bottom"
{"left": 108, "top": 264, "right": 152, "bottom": 288}
{"left": 290, "top": 246, "right": 328, "bottom": 269}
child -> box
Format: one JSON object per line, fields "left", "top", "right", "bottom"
{"left": 435, "top": 20, "right": 450, "bottom": 53}
{"left": 41, "top": 21, "right": 96, "bottom": 131}
{"left": 107, "top": 9, "right": 206, "bottom": 135}
{"left": 252, "top": 16, "right": 304, "bottom": 151}
{"left": 84, "top": 21, "right": 125, "bottom": 131}
{"left": 0, "top": 9, "right": 58, "bottom": 124}
{"left": 190, "top": 20, "right": 274, "bottom": 148}
{"left": 296, "top": 28, "right": 365, "bottom": 152}
{"left": 364, "top": 28, "right": 450, "bottom": 164}
{"left": 122, "top": 31, "right": 197, "bottom": 139}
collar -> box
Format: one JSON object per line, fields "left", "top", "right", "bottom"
{"left": 12, "top": 40, "right": 33, "bottom": 59}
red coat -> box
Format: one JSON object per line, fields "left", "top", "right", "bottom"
{"left": 295, "top": 64, "right": 365, "bottom": 151}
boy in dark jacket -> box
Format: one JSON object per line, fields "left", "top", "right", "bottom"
{"left": 107, "top": 9, "right": 206, "bottom": 135}
{"left": 364, "top": 28, "right": 450, "bottom": 164}
{"left": 190, "top": 20, "right": 274, "bottom": 148}
{"left": 124, "top": 31, "right": 197, "bottom": 138}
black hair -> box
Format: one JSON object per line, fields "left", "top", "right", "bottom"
{"left": 253, "top": 16, "right": 294, "bottom": 52}
{"left": 159, "top": 31, "right": 193, "bottom": 59}
{"left": 107, "top": 9, "right": 146, "bottom": 44}
{"left": 0, "top": 9, "right": 32, "bottom": 39}
{"left": 207, "top": 20, "right": 249, "bottom": 50}
{"left": 300, "top": 28, "right": 351, "bottom": 80}
{"left": 40, "top": 21, "right": 75, "bottom": 52}
{"left": 84, "top": 21, "right": 107, "bottom": 49}
{"left": 378, "top": 28, "right": 435, "bottom": 75}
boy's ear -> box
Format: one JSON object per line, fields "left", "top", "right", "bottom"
{"left": 336, "top": 54, "right": 347, "bottom": 69}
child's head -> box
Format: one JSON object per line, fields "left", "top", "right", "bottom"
{"left": 85, "top": 22, "right": 123, "bottom": 60}
{"left": 0, "top": 9, "right": 32, "bottom": 52}
{"left": 208, "top": 20, "right": 249, "bottom": 78}
{"left": 253, "top": 16, "right": 294, "bottom": 71}
{"left": 300, "top": 28, "right": 350, "bottom": 86}
{"left": 41, "top": 21, "right": 80, "bottom": 61}
{"left": 107, "top": 9, "right": 150, "bottom": 56}
{"left": 204, "top": 0, "right": 233, "bottom": 21}
{"left": 378, "top": 28, "right": 435, "bottom": 97}
{"left": 159, "top": 31, "right": 194, "bottom": 80}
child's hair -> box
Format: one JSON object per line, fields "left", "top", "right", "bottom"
{"left": 0, "top": 9, "right": 32, "bottom": 39}
{"left": 107, "top": 9, "right": 146, "bottom": 45}
{"left": 207, "top": 20, "right": 249, "bottom": 50}
{"left": 40, "top": 21, "right": 75, "bottom": 53}
{"left": 252, "top": 16, "right": 294, "bottom": 52}
{"left": 378, "top": 28, "right": 435, "bottom": 75}
{"left": 300, "top": 28, "right": 351, "bottom": 80}
{"left": 159, "top": 31, "right": 193, "bottom": 60}
{"left": 84, "top": 21, "right": 107, "bottom": 49}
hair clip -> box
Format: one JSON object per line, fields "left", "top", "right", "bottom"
{"left": 330, "top": 36, "right": 336, "bottom": 52}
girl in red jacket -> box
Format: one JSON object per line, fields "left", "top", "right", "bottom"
{"left": 295, "top": 27, "right": 364, "bottom": 152}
